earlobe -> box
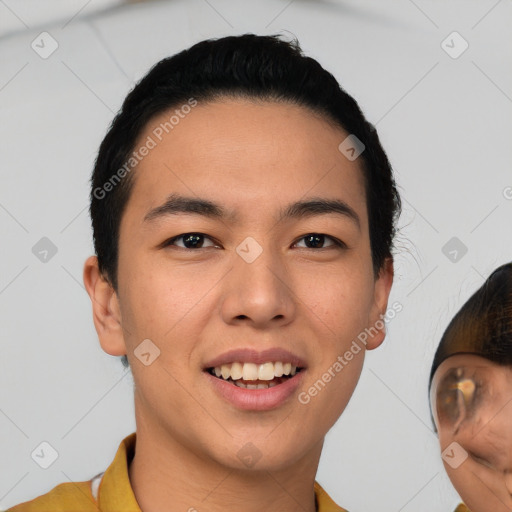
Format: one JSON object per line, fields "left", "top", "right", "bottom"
{"left": 83, "top": 256, "right": 127, "bottom": 357}
{"left": 366, "top": 257, "right": 394, "bottom": 351}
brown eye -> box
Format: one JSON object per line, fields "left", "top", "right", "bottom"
{"left": 164, "top": 233, "right": 218, "bottom": 249}
{"left": 293, "top": 233, "right": 346, "bottom": 249}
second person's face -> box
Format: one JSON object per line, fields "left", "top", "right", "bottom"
{"left": 432, "top": 354, "right": 512, "bottom": 512}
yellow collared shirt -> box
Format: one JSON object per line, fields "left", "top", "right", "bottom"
{"left": 7, "top": 433, "right": 347, "bottom": 512}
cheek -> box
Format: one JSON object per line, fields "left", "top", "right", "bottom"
{"left": 305, "top": 269, "right": 374, "bottom": 332}
{"left": 119, "top": 260, "right": 209, "bottom": 380}
{"left": 120, "top": 257, "right": 195, "bottom": 333}
{"left": 299, "top": 350, "right": 365, "bottom": 434}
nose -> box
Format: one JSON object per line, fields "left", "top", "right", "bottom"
{"left": 219, "top": 242, "right": 297, "bottom": 329}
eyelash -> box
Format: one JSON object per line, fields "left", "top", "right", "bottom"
{"left": 163, "top": 232, "right": 347, "bottom": 251}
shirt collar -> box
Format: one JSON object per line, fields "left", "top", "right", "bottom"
{"left": 97, "top": 432, "right": 140, "bottom": 511}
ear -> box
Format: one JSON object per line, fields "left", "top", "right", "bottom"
{"left": 83, "top": 255, "right": 127, "bottom": 357}
{"left": 366, "top": 257, "right": 394, "bottom": 350}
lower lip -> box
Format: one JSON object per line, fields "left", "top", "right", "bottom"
{"left": 205, "top": 371, "right": 306, "bottom": 411}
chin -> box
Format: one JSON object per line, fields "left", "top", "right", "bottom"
{"left": 209, "top": 433, "right": 318, "bottom": 474}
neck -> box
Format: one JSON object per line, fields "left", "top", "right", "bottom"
{"left": 128, "top": 408, "right": 322, "bottom": 512}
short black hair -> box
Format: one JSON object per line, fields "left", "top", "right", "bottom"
{"left": 429, "top": 262, "right": 512, "bottom": 387}
{"left": 88, "top": 33, "right": 401, "bottom": 368}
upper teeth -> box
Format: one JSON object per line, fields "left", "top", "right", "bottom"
{"left": 212, "top": 362, "right": 298, "bottom": 381}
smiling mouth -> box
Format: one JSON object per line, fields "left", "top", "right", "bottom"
{"left": 206, "top": 361, "right": 304, "bottom": 389}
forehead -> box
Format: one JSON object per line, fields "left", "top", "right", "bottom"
{"left": 125, "top": 98, "right": 368, "bottom": 226}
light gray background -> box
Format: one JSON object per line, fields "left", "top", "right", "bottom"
{"left": 1, "top": 1, "right": 511, "bottom": 511}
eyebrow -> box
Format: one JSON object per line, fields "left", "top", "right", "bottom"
{"left": 144, "top": 193, "right": 360, "bottom": 229}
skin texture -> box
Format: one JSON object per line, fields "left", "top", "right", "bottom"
{"left": 83, "top": 98, "right": 393, "bottom": 512}
{"left": 431, "top": 354, "right": 512, "bottom": 512}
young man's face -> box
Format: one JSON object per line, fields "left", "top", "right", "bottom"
{"left": 86, "top": 98, "right": 393, "bottom": 472}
